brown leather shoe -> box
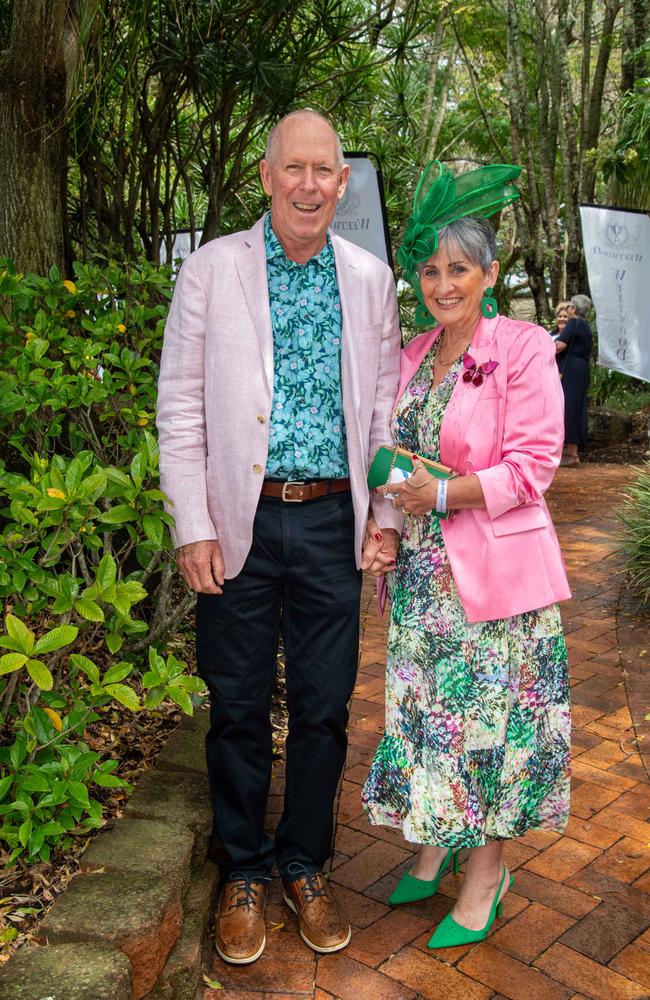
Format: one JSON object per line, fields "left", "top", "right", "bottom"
{"left": 214, "top": 878, "right": 268, "bottom": 964}
{"left": 282, "top": 869, "right": 351, "bottom": 953}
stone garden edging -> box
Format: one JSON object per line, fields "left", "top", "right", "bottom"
{"left": 0, "top": 710, "right": 217, "bottom": 1000}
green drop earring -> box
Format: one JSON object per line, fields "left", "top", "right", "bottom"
{"left": 481, "top": 287, "right": 498, "bottom": 318}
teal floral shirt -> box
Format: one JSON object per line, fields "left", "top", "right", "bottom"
{"left": 264, "top": 214, "right": 349, "bottom": 479}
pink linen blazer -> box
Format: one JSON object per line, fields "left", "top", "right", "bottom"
{"left": 391, "top": 314, "right": 571, "bottom": 623}
{"left": 156, "top": 216, "right": 402, "bottom": 577}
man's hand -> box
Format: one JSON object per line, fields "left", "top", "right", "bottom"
{"left": 361, "top": 517, "right": 400, "bottom": 577}
{"left": 176, "top": 539, "right": 225, "bottom": 594}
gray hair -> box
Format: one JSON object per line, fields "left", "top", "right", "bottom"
{"left": 418, "top": 217, "right": 498, "bottom": 274}
{"left": 265, "top": 109, "right": 344, "bottom": 169}
{"left": 570, "top": 293, "right": 592, "bottom": 317}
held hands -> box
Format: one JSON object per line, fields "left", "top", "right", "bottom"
{"left": 176, "top": 539, "right": 225, "bottom": 594}
{"left": 379, "top": 458, "right": 438, "bottom": 518}
{"left": 361, "top": 517, "right": 400, "bottom": 577}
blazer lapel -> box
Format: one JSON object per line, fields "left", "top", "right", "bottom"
{"left": 398, "top": 327, "right": 442, "bottom": 398}
{"left": 234, "top": 218, "right": 274, "bottom": 395}
{"left": 440, "top": 315, "right": 501, "bottom": 471}
{"left": 334, "top": 238, "right": 362, "bottom": 423}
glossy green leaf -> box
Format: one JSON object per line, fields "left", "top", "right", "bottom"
{"left": 70, "top": 653, "right": 100, "bottom": 684}
{"left": 91, "top": 770, "right": 126, "bottom": 788}
{"left": 0, "top": 652, "right": 27, "bottom": 675}
{"left": 102, "top": 661, "right": 133, "bottom": 685}
{"left": 22, "top": 773, "right": 50, "bottom": 793}
{"left": 75, "top": 597, "right": 104, "bottom": 622}
{"left": 32, "top": 624, "right": 78, "bottom": 655}
{"left": 67, "top": 780, "right": 90, "bottom": 806}
{"left": 0, "top": 776, "right": 14, "bottom": 802}
{"left": 142, "top": 514, "right": 163, "bottom": 547}
{"left": 18, "top": 817, "right": 32, "bottom": 847}
{"left": 99, "top": 505, "right": 139, "bottom": 524}
{"left": 105, "top": 633, "right": 123, "bottom": 653}
{"left": 167, "top": 686, "right": 193, "bottom": 716}
{"left": 96, "top": 553, "right": 117, "bottom": 591}
{"left": 65, "top": 457, "right": 84, "bottom": 495}
{"left": 26, "top": 659, "right": 54, "bottom": 690}
{"left": 103, "top": 683, "right": 140, "bottom": 711}
{"left": 4, "top": 614, "right": 34, "bottom": 654}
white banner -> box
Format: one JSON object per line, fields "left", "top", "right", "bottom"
{"left": 163, "top": 230, "right": 200, "bottom": 265}
{"left": 580, "top": 204, "right": 650, "bottom": 382}
{"left": 332, "top": 154, "right": 392, "bottom": 266}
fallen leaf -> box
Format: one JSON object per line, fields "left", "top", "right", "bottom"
{"left": 43, "top": 708, "right": 63, "bottom": 731}
{"left": 203, "top": 975, "right": 222, "bottom": 988}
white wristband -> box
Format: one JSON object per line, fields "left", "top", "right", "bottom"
{"left": 436, "top": 478, "right": 448, "bottom": 515}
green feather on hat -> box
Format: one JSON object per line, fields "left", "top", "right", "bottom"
{"left": 397, "top": 160, "right": 522, "bottom": 326}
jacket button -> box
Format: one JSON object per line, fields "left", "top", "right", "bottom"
{"left": 252, "top": 464, "right": 263, "bottom": 474}
{"left": 256, "top": 415, "right": 266, "bottom": 423}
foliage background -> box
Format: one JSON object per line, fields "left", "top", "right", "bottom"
{"left": 0, "top": 0, "right": 648, "bottom": 323}
{"left": 0, "top": 0, "right": 649, "bottom": 933}
{"left": 0, "top": 261, "right": 209, "bottom": 892}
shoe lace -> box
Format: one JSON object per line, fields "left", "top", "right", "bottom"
{"left": 286, "top": 863, "right": 328, "bottom": 903}
{"left": 226, "top": 874, "right": 265, "bottom": 911}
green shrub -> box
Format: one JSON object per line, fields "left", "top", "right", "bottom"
{"left": 0, "top": 258, "right": 205, "bottom": 865}
{"left": 619, "top": 463, "right": 650, "bottom": 604}
{"left": 589, "top": 364, "right": 650, "bottom": 414}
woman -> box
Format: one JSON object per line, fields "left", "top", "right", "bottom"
{"left": 362, "top": 161, "right": 571, "bottom": 949}
{"left": 556, "top": 294, "right": 593, "bottom": 467}
{"left": 550, "top": 301, "right": 570, "bottom": 340}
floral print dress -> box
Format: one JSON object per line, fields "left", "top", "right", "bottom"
{"left": 362, "top": 344, "right": 571, "bottom": 846}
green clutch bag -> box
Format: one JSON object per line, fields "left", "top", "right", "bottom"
{"left": 368, "top": 445, "right": 455, "bottom": 518}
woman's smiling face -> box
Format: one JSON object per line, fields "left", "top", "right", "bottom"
{"left": 420, "top": 242, "right": 498, "bottom": 332}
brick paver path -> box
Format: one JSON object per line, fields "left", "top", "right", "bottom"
{"left": 205, "top": 464, "right": 650, "bottom": 1000}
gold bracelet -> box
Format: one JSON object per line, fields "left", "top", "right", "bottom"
{"left": 405, "top": 468, "right": 432, "bottom": 490}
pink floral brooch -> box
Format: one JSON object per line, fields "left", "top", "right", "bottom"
{"left": 462, "top": 355, "right": 498, "bottom": 386}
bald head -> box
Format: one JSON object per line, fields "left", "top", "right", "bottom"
{"left": 265, "top": 110, "right": 344, "bottom": 170}
{"left": 259, "top": 109, "right": 349, "bottom": 263}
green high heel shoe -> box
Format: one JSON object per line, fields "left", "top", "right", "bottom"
{"left": 427, "top": 868, "right": 514, "bottom": 948}
{"left": 388, "top": 847, "right": 457, "bottom": 905}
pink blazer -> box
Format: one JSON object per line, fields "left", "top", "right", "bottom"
{"left": 382, "top": 314, "right": 571, "bottom": 623}
{"left": 156, "top": 216, "right": 402, "bottom": 577}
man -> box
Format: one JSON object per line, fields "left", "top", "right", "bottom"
{"left": 157, "top": 110, "right": 400, "bottom": 965}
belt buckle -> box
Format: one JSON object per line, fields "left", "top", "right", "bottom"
{"left": 281, "top": 479, "right": 306, "bottom": 502}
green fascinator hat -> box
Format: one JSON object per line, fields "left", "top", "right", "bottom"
{"left": 397, "top": 160, "right": 522, "bottom": 326}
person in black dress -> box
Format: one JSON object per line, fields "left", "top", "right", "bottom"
{"left": 555, "top": 294, "right": 593, "bottom": 466}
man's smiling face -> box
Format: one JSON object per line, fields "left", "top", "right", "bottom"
{"left": 259, "top": 113, "right": 349, "bottom": 263}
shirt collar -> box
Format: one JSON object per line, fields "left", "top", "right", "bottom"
{"left": 264, "top": 213, "right": 334, "bottom": 269}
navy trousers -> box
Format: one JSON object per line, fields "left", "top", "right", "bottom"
{"left": 196, "top": 490, "right": 362, "bottom": 880}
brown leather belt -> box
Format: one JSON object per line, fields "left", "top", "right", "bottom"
{"left": 261, "top": 478, "right": 351, "bottom": 502}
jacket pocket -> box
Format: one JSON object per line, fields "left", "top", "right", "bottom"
{"left": 491, "top": 503, "right": 547, "bottom": 536}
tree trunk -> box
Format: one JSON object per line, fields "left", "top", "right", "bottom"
{"left": 621, "top": 0, "right": 649, "bottom": 91}
{"left": 580, "top": 0, "right": 621, "bottom": 204}
{"left": 427, "top": 41, "right": 457, "bottom": 161}
{"left": 0, "top": 1, "right": 81, "bottom": 274}
{"left": 505, "top": 0, "right": 551, "bottom": 324}
{"left": 556, "top": 0, "right": 582, "bottom": 298}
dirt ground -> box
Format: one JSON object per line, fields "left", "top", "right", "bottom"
{"left": 583, "top": 408, "right": 648, "bottom": 465}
